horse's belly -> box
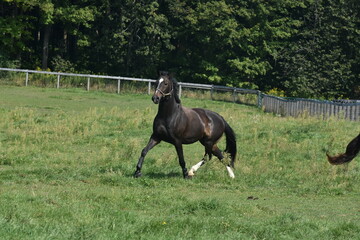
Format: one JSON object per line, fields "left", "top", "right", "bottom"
{"left": 181, "top": 127, "right": 204, "bottom": 144}
{"left": 182, "top": 137, "right": 200, "bottom": 144}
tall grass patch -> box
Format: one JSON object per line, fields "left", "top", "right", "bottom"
{"left": 1, "top": 85, "right": 359, "bottom": 239}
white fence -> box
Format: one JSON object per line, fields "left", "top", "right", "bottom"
{"left": 1, "top": 67, "right": 359, "bottom": 121}
{"left": 0, "top": 67, "right": 155, "bottom": 94}
{"left": 0, "top": 67, "right": 260, "bottom": 101}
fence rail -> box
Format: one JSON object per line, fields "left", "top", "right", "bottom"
{"left": 261, "top": 94, "right": 360, "bottom": 121}
{"left": 1, "top": 67, "right": 359, "bottom": 121}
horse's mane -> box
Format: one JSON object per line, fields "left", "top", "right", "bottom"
{"left": 171, "top": 76, "right": 181, "bottom": 104}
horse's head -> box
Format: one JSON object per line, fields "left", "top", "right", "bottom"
{"left": 152, "top": 71, "right": 181, "bottom": 104}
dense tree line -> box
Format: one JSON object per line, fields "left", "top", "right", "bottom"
{"left": 1, "top": 0, "right": 359, "bottom": 99}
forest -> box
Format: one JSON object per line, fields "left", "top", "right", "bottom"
{"left": 1, "top": 0, "right": 359, "bottom": 99}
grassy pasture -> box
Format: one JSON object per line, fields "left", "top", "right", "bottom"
{"left": 0, "top": 85, "right": 360, "bottom": 239}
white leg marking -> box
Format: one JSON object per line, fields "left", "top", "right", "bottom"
{"left": 226, "top": 166, "right": 235, "bottom": 179}
{"left": 188, "top": 160, "right": 205, "bottom": 176}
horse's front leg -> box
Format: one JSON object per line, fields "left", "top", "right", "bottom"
{"left": 134, "top": 136, "right": 160, "bottom": 178}
{"left": 174, "top": 142, "right": 188, "bottom": 178}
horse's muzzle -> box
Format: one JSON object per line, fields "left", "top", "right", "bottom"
{"left": 152, "top": 95, "right": 160, "bottom": 104}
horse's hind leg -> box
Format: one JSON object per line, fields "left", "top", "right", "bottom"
{"left": 212, "top": 145, "right": 235, "bottom": 179}
{"left": 188, "top": 144, "right": 212, "bottom": 177}
{"left": 188, "top": 153, "right": 210, "bottom": 177}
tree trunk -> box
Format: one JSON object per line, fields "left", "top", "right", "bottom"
{"left": 42, "top": 24, "right": 51, "bottom": 70}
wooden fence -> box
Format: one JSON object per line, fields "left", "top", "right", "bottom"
{"left": 1, "top": 67, "right": 359, "bottom": 121}
{"left": 261, "top": 94, "right": 360, "bottom": 121}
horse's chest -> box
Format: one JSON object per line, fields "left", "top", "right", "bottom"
{"left": 153, "top": 120, "right": 173, "bottom": 139}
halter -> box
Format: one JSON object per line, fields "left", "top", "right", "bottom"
{"left": 156, "top": 88, "right": 173, "bottom": 97}
{"left": 156, "top": 82, "right": 173, "bottom": 97}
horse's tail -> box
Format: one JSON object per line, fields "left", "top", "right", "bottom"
{"left": 224, "top": 121, "right": 237, "bottom": 168}
{"left": 327, "top": 133, "right": 360, "bottom": 165}
{"left": 326, "top": 153, "right": 354, "bottom": 165}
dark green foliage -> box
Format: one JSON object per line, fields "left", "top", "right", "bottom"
{"left": 275, "top": 0, "right": 360, "bottom": 99}
{"left": 1, "top": 0, "right": 359, "bottom": 98}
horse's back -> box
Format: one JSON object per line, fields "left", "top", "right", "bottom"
{"left": 192, "top": 108, "right": 225, "bottom": 126}
{"left": 190, "top": 107, "right": 226, "bottom": 140}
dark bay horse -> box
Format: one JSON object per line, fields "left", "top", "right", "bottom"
{"left": 134, "top": 72, "right": 237, "bottom": 178}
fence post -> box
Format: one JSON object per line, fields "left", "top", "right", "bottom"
{"left": 87, "top": 77, "right": 90, "bottom": 91}
{"left": 148, "top": 82, "right": 151, "bottom": 95}
{"left": 57, "top": 75, "right": 60, "bottom": 89}
{"left": 257, "top": 91, "right": 263, "bottom": 108}
{"left": 25, "top": 71, "right": 29, "bottom": 86}
{"left": 210, "top": 85, "right": 214, "bottom": 100}
{"left": 117, "top": 79, "right": 121, "bottom": 94}
{"left": 179, "top": 84, "right": 182, "bottom": 98}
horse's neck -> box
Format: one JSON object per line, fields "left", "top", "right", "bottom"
{"left": 158, "top": 96, "right": 180, "bottom": 117}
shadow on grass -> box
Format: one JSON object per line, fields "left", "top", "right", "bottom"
{"left": 128, "top": 171, "right": 182, "bottom": 179}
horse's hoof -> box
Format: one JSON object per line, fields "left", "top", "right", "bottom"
{"left": 184, "top": 174, "right": 193, "bottom": 179}
{"left": 134, "top": 171, "right": 142, "bottom": 178}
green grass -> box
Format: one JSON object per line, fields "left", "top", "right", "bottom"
{"left": 0, "top": 85, "right": 360, "bottom": 239}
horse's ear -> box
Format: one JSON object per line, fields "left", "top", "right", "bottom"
{"left": 158, "top": 70, "right": 168, "bottom": 76}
